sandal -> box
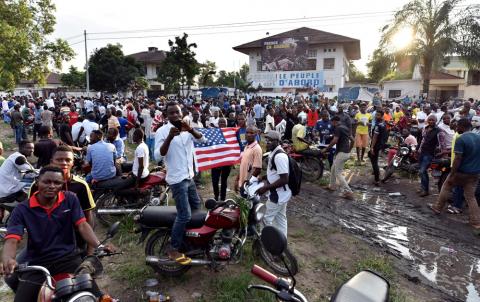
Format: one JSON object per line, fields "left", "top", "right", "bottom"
{"left": 446, "top": 205, "right": 462, "bottom": 215}
{"left": 428, "top": 203, "right": 441, "bottom": 214}
{"left": 173, "top": 254, "right": 192, "bottom": 265}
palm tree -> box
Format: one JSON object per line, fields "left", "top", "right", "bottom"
{"left": 380, "top": 0, "right": 480, "bottom": 95}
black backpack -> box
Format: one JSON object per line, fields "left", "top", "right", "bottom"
{"left": 270, "top": 150, "right": 302, "bottom": 196}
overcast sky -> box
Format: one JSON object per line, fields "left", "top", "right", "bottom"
{"left": 52, "top": 0, "right": 476, "bottom": 74}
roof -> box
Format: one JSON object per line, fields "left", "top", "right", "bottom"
{"left": 128, "top": 49, "right": 167, "bottom": 64}
{"left": 420, "top": 67, "right": 464, "bottom": 80}
{"left": 19, "top": 73, "right": 62, "bottom": 85}
{"left": 233, "top": 27, "right": 360, "bottom": 60}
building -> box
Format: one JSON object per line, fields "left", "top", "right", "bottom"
{"left": 233, "top": 27, "right": 361, "bottom": 94}
{"left": 382, "top": 57, "right": 480, "bottom": 101}
{"left": 14, "top": 73, "right": 63, "bottom": 98}
{"left": 128, "top": 47, "right": 166, "bottom": 98}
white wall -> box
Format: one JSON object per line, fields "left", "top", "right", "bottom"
{"left": 146, "top": 63, "right": 159, "bottom": 80}
{"left": 247, "top": 43, "right": 350, "bottom": 92}
{"left": 464, "top": 85, "right": 480, "bottom": 100}
{"left": 382, "top": 80, "right": 421, "bottom": 99}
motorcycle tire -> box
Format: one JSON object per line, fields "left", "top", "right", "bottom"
{"left": 253, "top": 238, "right": 299, "bottom": 277}
{"left": 438, "top": 172, "right": 449, "bottom": 193}
{"left": 382, "top": 165, "right": 396, "bottom": 183}
{"left": 300, "top": 157, "right": 323, "bottom": 182}
{"left": 94, "top": 192, "right": 119, "bottom": 227}
{"left": 145, "top": 230, "right": 191, "bottom": 277}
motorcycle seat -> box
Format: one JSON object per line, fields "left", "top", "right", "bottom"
{"left": 140, "top": 206, "right": 207, "bottom": 229}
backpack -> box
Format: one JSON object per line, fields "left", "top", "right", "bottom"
{"left": 270, "top": 150, "right": 302, "bottom": 196}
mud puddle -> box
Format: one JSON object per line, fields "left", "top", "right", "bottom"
{"left": 297, "top": 183, "right": 480, "bottom": 302}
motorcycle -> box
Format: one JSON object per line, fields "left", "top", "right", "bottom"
{"left": 135, "top": 182, "right": 298, "bottom": 277}
{"left": 93, "top": 166, "right": 170, "bottom": 225}
{"left": 263, "top": 140, "right": 324, "bottom": 182}
{"left": 12, "top": 222, "right": 122, "bottom": 302}
{"left": 382, "top": 137, "right": 417, "bottom": 183}
{"left": 430, "top": 157, "right": 451, "bottom": 192}
{"left": 249, "top": 226, "right": 390, "bottom": 302}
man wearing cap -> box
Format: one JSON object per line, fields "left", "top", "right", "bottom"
{"left": 256, "top": 131, "right": 291, "bottom": 237}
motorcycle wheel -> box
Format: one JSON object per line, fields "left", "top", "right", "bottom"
{"left": 253, "top": 238, "right": 298, "bottom": 277}
{"left": 300, "top": 157, "right": 322, "bottom": 181}
{"left": 145, "top": 230, "right": 191, "bottom": 277}
{"left": 438, "top": 172, "right": 449, "bottom": 193}
{"left": 382, "top": 165, "right": 396, "bottom": 183}
{"left": 94, "top": 192, "right": 118, "bottom": 227}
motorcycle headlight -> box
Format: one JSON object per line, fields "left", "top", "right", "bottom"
{"left": 253, "top": 203, "right": 266, "bottom": 222}
{"left": 70, "top": 293, "right": 97, "bottom": 302}
{"left": 400, "top": 147, "right": 409, "bottom": 156}
{"left": 411, "top": 145, "right": 416, "bottom": 152}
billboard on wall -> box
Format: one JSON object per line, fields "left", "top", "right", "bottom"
{"left": 249, "top": 71, "right": 324, "bottom": 89}
{"left": 261, "top": 37, "right": 312, "bottom": 71}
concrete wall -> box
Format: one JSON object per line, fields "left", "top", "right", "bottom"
{"left": 382, "top": 80, "right": 421, "bottom": 99}
{"left": 464, "top": 85, "right": 480, "bottom": 100}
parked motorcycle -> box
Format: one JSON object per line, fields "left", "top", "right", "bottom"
{"left": 382, "top": 139, "right": 417, "bottom": 183}
{"left": 13, "top": 222, "right": 122, "bottom": 302}
{"left": 430, "top": 158, "right": 451, "bottom": 192}
{"left": 93, "top": 166, "right": 170, "bottom": 225}
{"left": 135, "top": 182, "right": 298, "bottom": 277}
{"left": 249, "top": 226, "right": 390, "bottom": 302}
{"left": 263, "top": 140, "right": 324, "bottom": 182}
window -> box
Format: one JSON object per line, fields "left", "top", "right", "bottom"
{"left": 143, "top": 65, "right": 148, "bottom": 75}
{"left": 306, "top": 59, "right": 317, "bottom": 70}
{"left": 468, "top": 70, "right": 480, "bottom": 85}
{"left": 307, "top": 49, "right": 317, "bottom": 58}
{"left": 388, "top": 90, "right": 402, "bottom": 98}
{"left": 155, "top": 66, "right": 161, "bottom": 76}
{"left": 257, "top": 61, "right": 262, "bottom": 71}
{"left": 323, "top": 58, "right": 335, "bottom": 70}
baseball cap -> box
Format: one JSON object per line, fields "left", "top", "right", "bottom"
{"left": 265, "top": 131, "right": 281, "bottom": 141}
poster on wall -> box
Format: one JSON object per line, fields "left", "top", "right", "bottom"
{"left": 248, "top": 70, "right": 324, "bottom": 89}
{"left": 261, "top": 37, "right": 312, "bottom": 71}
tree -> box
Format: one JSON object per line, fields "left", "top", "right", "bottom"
{"left": 0, "top": 0, "right": 74, "bottom": 90}
{"left": 366, "top": 48, "right": 396, "bottom": 83}
{"left": 348, "top": 61, "right": 368, "bottom": 83}
{"left": 380, "top": 0, "right": 480, "bottom": 94}
{"left": 60, "top": 66, "right": 85, "bottom": 89}
{"left": 88, "top": 44, "right": 143, "bottom": 93}
{"left": 128, "top": 76, "right": 150, "bottom": 98}
{"left": 198, "top": 60, "right": 217, "bottom": 87}
{"left": 157, "top": 33, "right": 200, "bottom": 95}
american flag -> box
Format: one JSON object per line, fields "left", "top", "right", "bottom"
{"left": 194, "top": 127, "right": 240, "bottom": 171}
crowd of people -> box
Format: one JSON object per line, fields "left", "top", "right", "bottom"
{"left": 1, "top": 91, "right": 480, "bottom": 300}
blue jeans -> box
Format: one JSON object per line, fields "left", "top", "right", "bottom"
{"left": 14, "top": 125, "right": 26, "bottom": 145}
{"left": 146, "top": 137, "right": 155, "bottom": 160}
{"left": 170, "top": 179, "right": 201, "bottom": 249}
{"left": 453, "top": 186, "right": 464, "bottom": 209}
{"left": 418, "top": 154, "right": 433, "bottom": 192}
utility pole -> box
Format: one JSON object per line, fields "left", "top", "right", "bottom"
{"left": 84, "top": 30, "right": 90, "bottom": 95}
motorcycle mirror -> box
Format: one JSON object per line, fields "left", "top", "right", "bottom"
{"left": 15, "top": 155, "right": 27, "bottom": 165}
{"left": 204, "top": 198, "right": 218, "bottom": 210}
{"left": 107, "top": 221, "right": 121, "bottom": 239}
{"left": 260, "top": 226, "right": 287, "bottom": 256}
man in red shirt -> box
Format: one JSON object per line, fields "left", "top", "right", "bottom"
{"left": 68, "top": 105, "right": 79, "bottom": 127}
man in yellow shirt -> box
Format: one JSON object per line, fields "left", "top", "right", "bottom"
{"left": 354, "top": 103, "right": 371, "bottom": 163}
{"left": 292, "top": 117, "right": 309, "bottom": 152}
{"left": 393, "top": 107, "right": 404, "bottom": 124}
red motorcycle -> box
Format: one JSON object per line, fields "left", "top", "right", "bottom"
{"left": 94, "top": 167, "right": 170, "bottom": 225}
{"left": 135, "top": 188, "right": 298, "bottom": 277}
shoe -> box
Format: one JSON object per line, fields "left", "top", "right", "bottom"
{"left": 342, "top": 192, "right": 355, "bottom": 200}
{"left": 419, "top": 191, "right": 429, "bottom": 197}
{"left": 428, "top": 203, "right": 441, "bottom": 214}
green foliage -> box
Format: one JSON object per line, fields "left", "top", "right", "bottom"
{"left": 215, "top": 64, "right": 252, "bottom": 93}
{"left": 366, "top": 48, "right": 395, "bottom": 83}
{"left": 209, "top": 272, "right": 275, "bottom": 302}
{"left": 234, "top": 196, "right": 250, "bottom": 228}
{"left": 60, "top": 66, "right": 85, "bottom": 89}
{"left": 199, "top": 60, "right": 217, "bottom": 86}
{"left": 88, "top": 44, "right": 143, "bottom": 93}
{"left": 128, "top": 76, "right": 150, "bottom": 98}
{"left": 0, "top": 0, "right": 74, "bottom": 90}
{"left": 379, "top": 0, "right": 480, "bottom": 92}
{"left": 157, "top": 33, "right": 200, "bottom": 94}
{"left": 348, "top": 61, "right": 368, "bottom": 83}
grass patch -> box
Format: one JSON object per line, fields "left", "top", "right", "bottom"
{"left": 110, "top": 262, "right": 156, "bottom": 287}
{"left": 317, "top": 176, "right": 330, "bottom": 186}
{"left": 208, "top": 272, "right": 275, "bottom": 302}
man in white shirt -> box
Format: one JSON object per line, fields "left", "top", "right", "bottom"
{"left": 132, "top": 128, "right": 150, "bottom": 187}
{"left": 154, "top": 102, "right": 206, "bottom": 264}
{"left": 208, "top": 110, "right": 220, "bottom": 128}
{"left": 0, "top": 140, "right": 35, "bottom": 200}
{"left": 255, "top": 131, "right": 291, "bottom": 237}
{"left": 416, "top": 109, "right": 428, "bottom": 130}
{"left": 191, "top": 111, "right": 204, "bottom": 128}
{"left": 264, "top": 108, "right": 275, "bottom": 133}
{"left": 85, "top": 99, "right": 94, "bottom": 113}
{"left": 45, "top": 98, "right": 54, "bottom": 109}
{"left": 72, "top": 116, "right": 85, "bottom": 144}
{"left": 81, "top": 112, "right": 100, "bottom": 143}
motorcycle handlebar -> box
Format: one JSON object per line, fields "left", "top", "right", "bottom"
{"left": 251, "top": 265, "right": 279, "bottom": 286}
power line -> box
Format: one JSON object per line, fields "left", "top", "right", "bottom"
{"left": 88, "top": 10, "right": 394, "bottom": 35}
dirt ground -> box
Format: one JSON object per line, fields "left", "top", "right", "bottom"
{"left": 1, "top": 122, "right": 479, "bottom": 302}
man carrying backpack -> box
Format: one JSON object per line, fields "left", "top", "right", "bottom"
{"left": 256, "top": 131, "right": 292, "bottom": 237}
